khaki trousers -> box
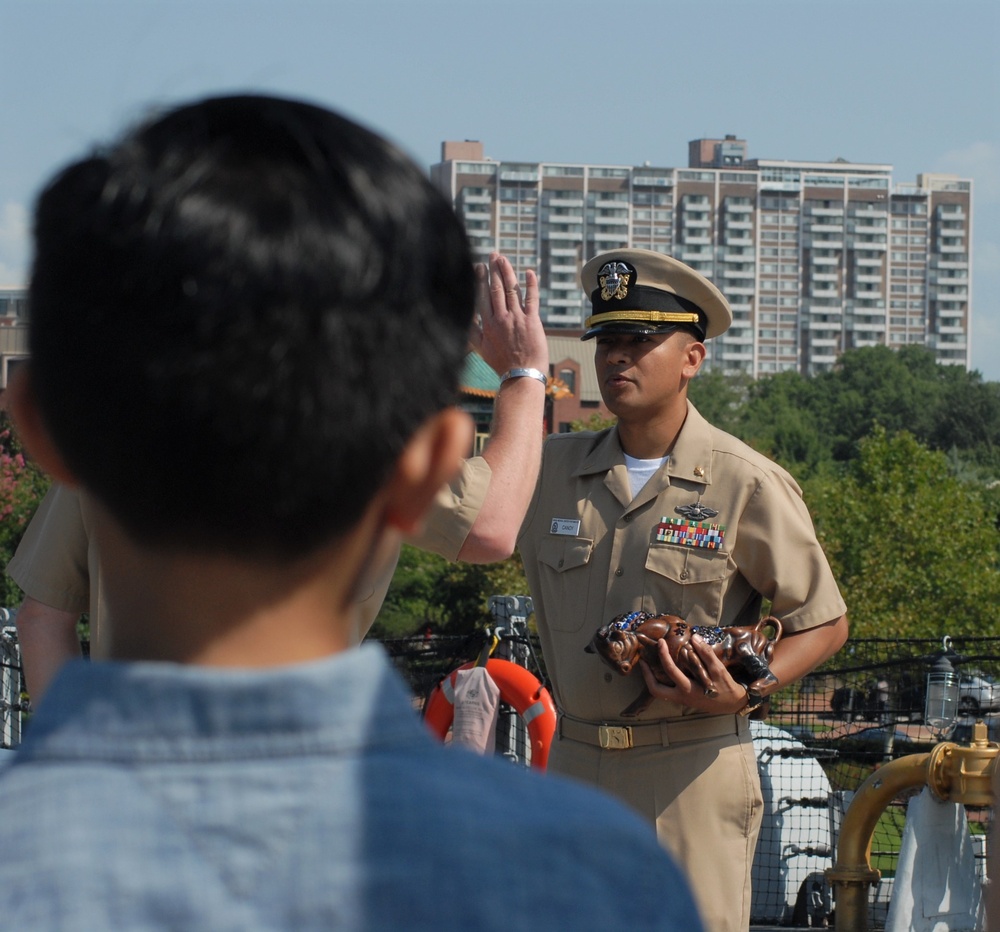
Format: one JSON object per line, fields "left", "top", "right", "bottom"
{"left": 550, "top": 714, "right": 762, "bottom": 932}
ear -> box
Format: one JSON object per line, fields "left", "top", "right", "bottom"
{"left": 5, "top": 365, "right": 79, "bottom": 487}
{"left": 680, "top": 338, "right": 707, "bottom": 381}
{"left": 383, "top": 407, "right": 473, "bottom": 535}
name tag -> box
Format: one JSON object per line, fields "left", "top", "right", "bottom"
{"left": 550, "top": 518, "right": 581, "bottom": 536}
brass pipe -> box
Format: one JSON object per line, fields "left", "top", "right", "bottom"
{"left": 826, "top": 721, "right": 998, "bottom": 932}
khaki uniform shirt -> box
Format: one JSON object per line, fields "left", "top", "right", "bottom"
{"left": 6, "top": 458, "right": 493, "bottom": 654}
{"left": 6, "top": 484, "right": 108, "bottom": 658}
{"left": 518, "top": 401, "right": 846, "bottom": 724}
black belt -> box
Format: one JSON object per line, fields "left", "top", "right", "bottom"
{"left": 559, "top": 713, "right": 743, "bottom": 750}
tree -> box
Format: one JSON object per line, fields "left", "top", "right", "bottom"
{"left": 737, "top": 370, "right": 829, "bottom": 476}
{"left": 805, "top": 428, "right": 1000, "bottom": 639}
{"left": 371, "top": 544, "right": 530, "bottom": 639}
{"left": 688, "top": 369, "right": 750, "bottom": 436}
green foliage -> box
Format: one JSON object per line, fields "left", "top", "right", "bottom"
{"left": 728, "top": 346, "right": 1000, "bottom": 478}
{"left": 804, "top": 428, "right": 1000, "bottom": 639}
{"left": 569, "top": 411, "right": 616, "bottom": 433}
{"left": 370, "top": 544, "right": 529, "bottom": 639}
{"left": 0, "top": 412, "right": 51, "bottom": 607}
{"left": 688, "top": 369, "right": 750, "bottom": 436}
{"left": 738, "top": 371, "right": 828, "bottom": 475}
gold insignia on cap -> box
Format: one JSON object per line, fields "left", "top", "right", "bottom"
{"left": 599, "top": 262, "right": 631, "bottom": 301}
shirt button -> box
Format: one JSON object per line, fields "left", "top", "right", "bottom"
{"left": 604, "top": 673, "right": 613, "bottom": 683}
{"left": 680, "top": 570, "right": 689, "bottom": 580}
{"left": 615, "top": 568, "right": 624, "bottom": 577}
{"left": 558, "top": 559, "right": 564, "bottom": 568}
{"left": 623, "top": 513, "right": 632, "bottom": 523}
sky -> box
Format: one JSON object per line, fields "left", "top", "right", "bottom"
{"left": 2, "top": 0, "right": 998, "bottom": 375}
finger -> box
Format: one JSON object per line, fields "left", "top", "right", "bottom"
{"left": 492, "top": 254, "right": 522, "bottom": 310}
{"left": 655, "top": 637, "right": 689, "bottom": 684}
{"left": 469, "top": 263, "right": 489, "bottom": 348}
{"left": 690, "top": 635, "right": 737, "bottom": 685}
{"left": 474, "top": 261, "right": 490, "bottom": 314}
{"left": 487, "top": 255, "right": 508, "bottom": 315}
{"left": 522, "top": 268, "right": 540, "bottom": 317}
{"left": 640, "top": 659, "right": 674, "bottom": 698}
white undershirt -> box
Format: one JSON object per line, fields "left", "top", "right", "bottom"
{"left": 624, "top": 453, "right": 670, "bottom": 499}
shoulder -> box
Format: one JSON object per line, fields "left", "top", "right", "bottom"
{"left": 704, "top": 422, "right": 801, "bottom": 494}
{"left": 541, "top": 427, "right": 615, "bottom": 466}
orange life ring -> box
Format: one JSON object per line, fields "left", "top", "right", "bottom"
{"left": 424, "top": 658, "right": 556, "bottom": 770}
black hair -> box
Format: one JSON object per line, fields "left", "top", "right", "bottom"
{"left": 28, "top": 94, "right": 474, "bottom": 559}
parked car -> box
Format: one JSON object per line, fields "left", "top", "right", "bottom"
{"left": 829, "top": 670, "right": 1000, "bottom": 722}
{"left": 957, "top": 671, "right": 1000, "bottom": 715}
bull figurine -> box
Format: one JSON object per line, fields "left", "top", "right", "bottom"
{"left": 585, "top": 612, "right": 783, "bottom": 718}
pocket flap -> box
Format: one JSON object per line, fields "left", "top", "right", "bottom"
{"left": 538, "top": 536, "right": 593, "bottom": 573}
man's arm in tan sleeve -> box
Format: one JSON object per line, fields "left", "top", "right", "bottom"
{"left": 6, "top": 484, "right": 90, "bottom": 702}
{"left": 14, "top": 596, "right": 82, "bottom": 703}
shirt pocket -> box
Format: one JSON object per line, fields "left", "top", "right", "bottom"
{"left": 644, "top": 543, "right": 732, "bottom": 624}
{"left": 536, "top": 536, "right": 594, "bottom": 632}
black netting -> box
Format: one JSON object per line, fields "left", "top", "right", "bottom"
{"left": 384, "top": 632, "right": 997, "bottom": 930}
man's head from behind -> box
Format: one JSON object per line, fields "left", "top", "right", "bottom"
{"left": 20, "top": 95, "right": 474, "bottom": 560}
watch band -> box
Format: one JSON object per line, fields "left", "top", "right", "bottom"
{"left": 499, "top": 367, "right": 547, "bottom": 388}
{"left": 738, "top": 686, "right": 766, "bottom": 717}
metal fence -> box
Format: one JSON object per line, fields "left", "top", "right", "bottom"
{"left": 0, "top": 610, "right": 25, "bottom": 750}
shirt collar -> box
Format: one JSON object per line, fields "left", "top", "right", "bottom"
{"left": 571, "top": 401, "right": 713, "bottom": 486}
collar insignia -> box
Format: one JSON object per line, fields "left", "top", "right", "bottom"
{"left": 599, "top": 261, "right": 632, "bottom": 301}
{"left": 675, "top": 502, "right": 719, "bottom": 521}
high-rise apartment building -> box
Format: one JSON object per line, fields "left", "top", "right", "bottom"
{"left": 431, "top": 138, "right": 972, "bottom": 376}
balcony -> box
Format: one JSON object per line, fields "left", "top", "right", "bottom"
{"left": 804, "top": 236, "right": 844, "bottom": 250}
{"left": 930, "top": 273, "right": 969, "bottom": 286}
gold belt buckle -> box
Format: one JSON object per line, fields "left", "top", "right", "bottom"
{"left": 598, "top": 724, "right": 633, "bottom": 750}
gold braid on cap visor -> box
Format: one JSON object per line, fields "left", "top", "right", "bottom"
{"left": 584, "top": 309, "right": 701, "bottom": 328}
